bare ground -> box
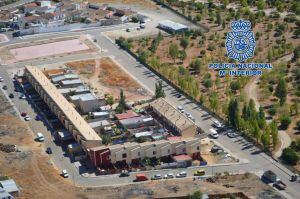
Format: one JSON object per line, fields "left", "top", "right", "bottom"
{"left": 66, "top": 58, "right": 151, "bottom": 102}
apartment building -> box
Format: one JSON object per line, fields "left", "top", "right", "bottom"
{"left": 87, "top": 137, "right": 201, "bottom": 167}
{"left": 24, "top": 66, "right": 102, "bottom": 148}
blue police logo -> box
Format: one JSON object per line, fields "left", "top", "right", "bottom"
{"left": 226, "top": 19, "right": 256, "bottom": 62}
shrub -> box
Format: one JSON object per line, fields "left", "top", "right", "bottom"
{"left": 281, "top": 147, "right": 299, "bottom": 165}
{"left": 268, "top": 106, "right": 277, "bottom": 116}
{"left": 279, "top": 115, "right": 291, "bottom": 129}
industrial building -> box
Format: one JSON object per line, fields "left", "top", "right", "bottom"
{"left": 24, "top": 66, "right": 102, "bottom": 148}
{"left": 149, "top": 98, "right": 197, "bottom": 138}
{"left": 158, "top": 20, "right": 188, "bottom": 33}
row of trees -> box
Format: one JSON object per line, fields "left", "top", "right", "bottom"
{"left": 227, "top": 98, "right": 279, "bottom": 151}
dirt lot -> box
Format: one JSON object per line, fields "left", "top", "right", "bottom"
{"left": 66, "top": 57, "right": 151, "bottom": 102}
{"left": 0, "top": 35, "right": 97, "bottom": 64}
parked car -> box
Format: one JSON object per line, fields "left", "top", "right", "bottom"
{"left": 36, "top": 132, "right": 45, "bottom": 142}
{"left": 176, "top": 94, "right": 182, "bottom": 98}
{"left": 126, "top": 28, "right": 131, "bottom": 32}
{"left": 24, "top": 116, "right": 30, "bottom": 121}
{"left": 119, "top": 170, "right": 130, "bottom": 177}
{"left": 164, "top": 173, "right": 174, "bottom": 179}
{"left": 209, "top": 128, "right": 219, "bottom": 139}
{"left": 176, "top": 171, "right": 187, "bottom": 178}
{"left": 61, "top": 170, "right": 69, "bottom": 178}
{"left": 35, "top": 114, "right": 42, "bottom": 121}
{"left": 0, "top": 77, "right": 3, "bottom": 82}
{"left": 19, "top": 94, "right": 26, "bottom": 99}
{"left": 135, "top": 174, "right": 148, "bottom": 181}
{"left": 194, "top": 170, "right": 205, "bottom": 176}
{"left": 21, "top": 112, "right": 27, "bottom": 117}
{"left": 273, "top": 179, "right": 287, "bottom": 190}
{"left": 211, "top": 145, "right": 223, "bottom": 153}
{"left": 213, "top": 120, "right": 222, "bottom": 128}
{"left": 46, "top": 147, "right": 52, "bottom": 154}
{"left": 2, "top": 85, "right": 7, "bottom": 90}
{"left": 151, "top": 174, "right": 162, "bottom": 180}
{"left": 177, "top": 106, "right": 183, "bottom": 111}
{"left": 262, "top": 170, "right": 277, "bottom": 183}
{"left": 140, "top": 23, "right": 146, "bottom": 29}
{"left": 9, "top": 93, "right": 14, "bottom": 98}
{"left": 227, "top": 132, "right": 238, "bottom": 138}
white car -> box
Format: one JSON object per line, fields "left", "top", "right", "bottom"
{"left": 176, "top": 171, "right": 187, "bottom": 178}
{"left": 185, "top": 112, "right": 191, "bottom": 117}
{"left": 177, "top": 106, "right": 183, "bottom": 111}
{"left": 209, "top": 128, "right": 219, "bottom": 139}
{"left": 20, "top": 94, "right": 26, "bottom": 99}
{"left": 164, "top": 173, "right": 174, "bottom": 179}
{"left": 24, "top": 116, "right": 31, "bottom": 121}
{"left": 61, "top": 170, "right": 69, "bottom": 178}
{"left": 0, "top": 77, "right": 3, "bottom": 82}
{"left": 213, "top": 120, "right": 223, "bottom": 128}
{"left": 36, "top": 132, "right": 45, "bottom": 142}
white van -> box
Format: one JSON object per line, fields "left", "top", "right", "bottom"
{"left": 36, "top": 132, "right": 45, "bottom": 142}
{"left": 209, "top": 128, "right": 219, "bottom": 139}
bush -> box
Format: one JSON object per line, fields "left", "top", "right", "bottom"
{"left": 204, "top": 79, "right": 212, "bottom": 88}
{"left": 281, "top": 147, "right": 299, "bottom": 165}
{"left": 268, "top": 106, "right": 277, "bottom": 116}
{"left": 230, "top": 81, "right": 241, "bottom": 92}
{"left": 280, "top": 115, "right": 291, "bottom": 129}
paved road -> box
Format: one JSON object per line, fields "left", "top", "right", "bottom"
{"left": 0, "top": 0, "right": 33, "bottom": 10}
{"left": 0, "top": 26, "right": 298, "bottom": 198}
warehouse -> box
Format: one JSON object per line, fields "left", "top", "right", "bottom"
{"left": 158, "top": 20, "right": 188, "bottom": 33}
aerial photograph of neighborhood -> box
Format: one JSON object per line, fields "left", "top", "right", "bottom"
{"left": 0, "top": 0, "right": 299, "bottom": 198}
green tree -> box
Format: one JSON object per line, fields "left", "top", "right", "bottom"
{"left": 190, "top": 59, "right": 202, "bottom": 74}
{"left": 155, "top": 80, "right": 166, "bottom": 99}
{"left": 270, "top": 121, "right": 279, "bottom": 149}
{"left": 261, "top": 127, "right": 270, "bottom": 151}
{"left": 169, "top": 43, "right": 179, "bottom": 63}
{"left": 230, "top": 81, "right": 241, "bottom": 92}
{"left": 209, "top": 92, "right": 219, "bottom": 112}
{"left": 115, "top": 89, "right": 126, "bottom": 113}
{"left": 216, "top": 12, "right": 222, "bottom": 26}
{"left": 228, "top": 99, "right": 239, "bottom": 128}
{"left": 281, "top": 147, "right": 299, "bottom": 165}
{"left": 275, "top": 78, "right": 287, "bottom": 106}
{"left": 256, "top": 0, "right": 266, "bottom": 10}
{"left": 252, "top": 120, "right": 261, "bottom": 144}
{"left": 188, "top": 190, "right": 203, "bottom": 199}
{"left": 106, "top": 95, "right": 114, "bottom": 106}
{"left": 293, "top": 46, "right": 300, "bottom": 61}
{"left": 180, "top": 36, "right": 189, "bottom": 49}
{"left": 222, "top": 20, "right": 226, "bottom": 29}
{"left": 280, "top": 114, "right": 291, "bottom": 129}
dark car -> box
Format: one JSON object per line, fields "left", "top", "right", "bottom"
{"left": 46, "top": 147, "right": 52, "bottom": 154}
{"left": 211, "top": 145, "right": 223, "bottom": 153}
{"left": 35, "top": 114, "right": 42, "bottom": 121}
{"left": 2, "top": 85, "right": 7, "bottom": 90}
{"left": 177, "top": 94, "right": 182, "bottom": 98}
{"left": 9, "top": 93, "right": 14, "bottom": 98}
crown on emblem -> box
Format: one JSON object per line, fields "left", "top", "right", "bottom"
{"left": 230, "top": 19, "right": 251, "bottom": 32}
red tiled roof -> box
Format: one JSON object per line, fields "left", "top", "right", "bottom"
{"left": 167, "top": 136, "right": 182, "bottom": 141}
{"left": 115, "top": 110, "right": 139, "bottom": 120}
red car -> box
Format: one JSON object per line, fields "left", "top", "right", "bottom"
{"left": 21, "top": 112, "right": 27, "bottom": 117}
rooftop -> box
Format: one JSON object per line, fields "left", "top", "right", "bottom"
{"left": 88, "top": 120, "right": 110, "bottom": 128}
{"left": 150, "top": 98, "right": 196, "bottom": 135}
{"left": 115, "top": 110, "right": 139, "bottom": 120}
{"left": 60, "top": 79, "right": 82, "bottom": 86}
{"left": 51, "top": 73, "right": 78, "bottom": 83}
{"left": 25, "top": 66, "right": 101, "bottom": 142}
{"left": 0, "top": 179, "right": 18, "bottom": 193}
{"left": 172, "top": 154, "right": 192, "bottom": 162}
{"left": 70, "top": 93, "right": 95, "bottom": 101}
{"left": 158, "top": 20, "right": 188, "bottom": 31}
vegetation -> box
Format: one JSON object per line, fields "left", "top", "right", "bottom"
{"left": 115, "top": 89, "right": 127, "bottom": 114}
{"left": 155, "top": 80, "right": 166, "bottom": 99}
{"left": 281, "top": 147, "right": 299, "bottom": 165}
{"left": 188, "top": 190, "right": 203, "bottom": 199}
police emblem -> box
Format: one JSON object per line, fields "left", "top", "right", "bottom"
{"left": 225, "top": 19, "right": 256, "bottom": 62}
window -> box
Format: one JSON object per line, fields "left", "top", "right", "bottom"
{"left": 153, "top": 151, "right": 156, "bottom": 155}
{"left": 122, "top": 153, "right": 127, "bottom": 158}
{"left": 138, "top": 152, "right": 140, "bottom": 156}
{"left": 197, "top": 146, "right": 200, "bottom": 150}
{"left": 107, "top": 155, "right": 110, "bottom": 160}
{"left": 167, "top": 149, "right": 170, "bottom": 154}
{"left": 182, "top": 148, "right": 186, "bottom": 152}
